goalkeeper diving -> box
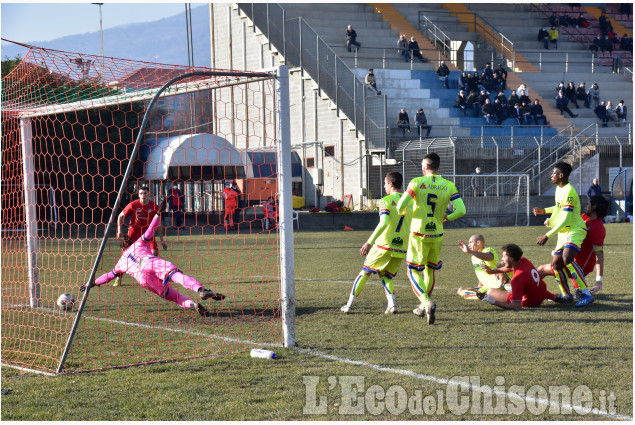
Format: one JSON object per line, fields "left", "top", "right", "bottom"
{"left": 81, "top": 198, "right": 224, "bottom": 317}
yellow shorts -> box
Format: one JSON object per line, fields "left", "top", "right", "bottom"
{"left": 406, "top": 234, "right": 443, "bottom": 271}
{"left": 363, "top": 245, "right": 404, "bottom": 278}
{"left": 553, "top": 226, "right": 587, "bottom": 255}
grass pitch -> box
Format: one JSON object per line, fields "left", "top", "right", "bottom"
{"left": 2, "top": 224, "right": 633, "bottom": 420}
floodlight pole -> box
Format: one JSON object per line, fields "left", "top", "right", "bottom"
{"left": 92, "top": 3, "right": 104, "bottom": 82}
{"left": 56, "top": 70, "right": 273, "bottom": 374}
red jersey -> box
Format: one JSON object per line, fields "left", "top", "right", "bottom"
{"left": 576, "top": 213, "right": 605, "bottom": 276}
{"left": 222, "top": 187, "right": 238, "bottom": 209}
{"left": 508, "top": 257, "right": 553, "bottom": 307}
{"left": 122, "top": 199, "right": 158, "bottom": 240}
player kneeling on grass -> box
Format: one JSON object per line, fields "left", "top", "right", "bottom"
{"left": 477, "top": 243, "right": 557, "bottom": 310}
{"left": 456, "top": 234, "right": 511, "bottom": 300}
{"left": 537, "top": 195, "right": 608, "bottom": 298}
{"left": 341, "top": 172, "right": 412, "bottom": 314}
{"left": 81, "top": 199, "right": 225, "bottom": 317}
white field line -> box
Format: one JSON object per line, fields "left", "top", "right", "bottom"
{"left": 293, "top": 347, "right": 633, "bottom": 421}
{"left": 2, "top": 304, "right": 631, "bottom": 419}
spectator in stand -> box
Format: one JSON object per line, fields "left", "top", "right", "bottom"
{"left": 436, "top": 60, "right": 450, "bottom": 88}
{"left": 518, "top": 89, "right": 530, "bottom": 106}
{"left": 587, "top": 178, "right": 602, "bottom": 199}
{"left": 493, "top": 98, "right": 507, "bottom": 124}
{"left": 482, "top": 62, "right": 494, "bottom": 88}
{"left": 365, "top": 68, "right": 381, "bottom": 95}
{"left": 620, "top": 34, "right": 633, "bottom": 52}
{"left": 468, "top": 89, "right": 481, "bottom": 117}
{"left": 510, "top": 103, "right": 523, "bottom": 125}
{"left": 494, "top": 63, "right": 508, "bottom": 90}
{"left": 556, "top": 91, "right": 578, "bottom": 118}
{"left": 576, "top": 82, "right": 590, "bottom": 108}
{"left": 480, "top": 72, "right": 495, "bottom": 93}
{"left": 598, "top": 10, "right": 612, "bottom": 36}
{"left": 615, "top": 100, "right": 628, "bottom": 125}
{"left": 565, "top": 82, "right": 579, "bottom": 109}
{"left": 549, "top": 12, "right": 560, "bottom": 28}
{"left": 594, "top": 100, "right": 609, "bottom": 127}
{"left": 482, "top": 98, "right": 497, "bottom": 125}
{"left": 516, "top": 83, "right": 529, "bottom": 98}
{"left": 620, "top": 3, "right": 632, "bottom": 14}
{"left": 455, "top": 90, "right": 468, "bottom": 116}
{"left": 398, "top": 34, "right": 411, "bottom": 62}
{"left": 520, "top": 101, "right": 532, "bottom": 125}
{"left": 458, "top": 71, "right": 469, "bottom": 92}
{"left": 605, "top": 101, "right": 619, "bottom": 125}
{"left": 409, "top": 36, "right": 426, "bottom": 63}
{"left": 508, "top": 91, "right": 520, "bottom": 110}
{"left": 495, "top": 90, "right": 508, "bottom": 111}
{"left": 577, "top": 13, "right": 591, "bottom": 28}
{"left": 548, "top": 25, "right": 559, "bottom": 50}
{"left": 531, "top": 99, "right": 548, "bottom": 125}
{"left": 590, "top": 34, "right": 613, "bottom": 53}
{"left": 538, "top": 27, "right": 550, "bottom": 49}
{"left": 588, "top": 83, "right": 601, "bottom": 109}
{"left": 346, "top": 25, "right": 361, "bottom": 52}
{"left": 414, "top": 108, "right": 432, "bottom": 137}
{"left": 468, "top": 72, "right": 480, "bottom": 93}
{"left": 555, "top": 81, "right": 565, "bottom": 94}
{"left": 397, "top": 108, "right": 411, "bottom": 135}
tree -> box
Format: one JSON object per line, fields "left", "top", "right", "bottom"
{"left": 1, "top": 54, "right": 22, "bottom": 78}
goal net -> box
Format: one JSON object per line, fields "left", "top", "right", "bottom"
{"left": 1, "top": 43, "right": 292, "bottom": 374}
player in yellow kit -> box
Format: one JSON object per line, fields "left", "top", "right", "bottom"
{"left": 456, "top": 234, "right": 511, "bottom": 300}
{"left": 397, "top": 153, "right": 466, "bottom": 324}
{"left": 533, "top": 161, "right": 593, "bottom": 307}
{"left": 341, "top": 172, "right": 413, "bottom": 314}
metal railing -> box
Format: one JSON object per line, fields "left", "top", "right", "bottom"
{"left": 238, "top": 3, "right": 388, "bottom": 151}
{"left": 418, "top": 9, "right": 516, "bottom": 70}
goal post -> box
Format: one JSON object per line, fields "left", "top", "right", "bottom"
{"left": 1, "top": 43, "right": 294, "bottom": 374}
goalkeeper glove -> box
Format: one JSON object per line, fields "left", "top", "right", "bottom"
{"left": 80, "top": 282, "right": 93, "bottom": 292}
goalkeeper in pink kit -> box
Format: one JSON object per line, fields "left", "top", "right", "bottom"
{"left": 81, "top": 199, "right": 224, "bottom": 317}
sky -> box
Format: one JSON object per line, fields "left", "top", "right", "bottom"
{"left": 1, "top": 2, "right": 206, "bottom": 44}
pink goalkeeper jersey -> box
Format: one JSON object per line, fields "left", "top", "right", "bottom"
{"left": 112, "top": 215, "right": 177, "bottom": 286}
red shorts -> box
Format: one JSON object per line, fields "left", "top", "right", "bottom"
{"left": 582, "top": 260, "right": 595, "bottom": 277}
{"left": 507, "top": 290, "right": 552, "bottom": 308}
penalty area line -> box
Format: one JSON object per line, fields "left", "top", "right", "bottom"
{"left": 293, "top": 346, "right": 632, "bottom": 420}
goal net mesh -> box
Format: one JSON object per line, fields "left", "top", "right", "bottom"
{"left": 1, "top": 44, "right": 282, "bottom": 373}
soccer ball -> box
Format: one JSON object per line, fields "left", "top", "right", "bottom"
{"left": 57, "top": 293, "right": 76, "bottom": 311}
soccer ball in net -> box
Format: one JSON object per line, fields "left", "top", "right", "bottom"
{"left": 57, "top": 293, "right": 76, "bottom": 311}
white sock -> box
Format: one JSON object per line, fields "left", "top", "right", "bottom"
{"left": 346, "top": 294, "right": 356, "bottom": 307}
{"left": 386, "top": 294, "right": 396, "bottom": 307}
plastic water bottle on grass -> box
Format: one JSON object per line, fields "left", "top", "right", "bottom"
{"left": 250, "top": 348, "right": 277, "bottom": 359}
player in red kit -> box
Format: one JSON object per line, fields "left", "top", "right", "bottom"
{"left": 115, "top": 186, "right": 167, "bottom": 286}
{"left": 477, "top": 243, "right": 557, "bottom": 310}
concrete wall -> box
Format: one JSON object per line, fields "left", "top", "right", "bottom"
{"left": 210, "top": 4, "right": 368, "bottom": 209}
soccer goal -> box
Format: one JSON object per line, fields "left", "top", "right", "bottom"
{"left": 1, "top": 44, "right": 294, "bottom": 374}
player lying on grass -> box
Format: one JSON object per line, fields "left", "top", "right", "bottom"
{"left": 456, "top": 234, "right": 511, "bottom": 300}
{"left": 81, "top": 199, "right": 225, "bottom": 317}
{"left": 537, "top": 195, "right": 608, "bottom": 297}
{"left": 533, "top": 161, "right": 594, "bottom": 307}
{"left": 476, "top": 243, "right": 558, "bottom": 310}
{"left": 341, "top": 172, "right": 412, "bottom": 314}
